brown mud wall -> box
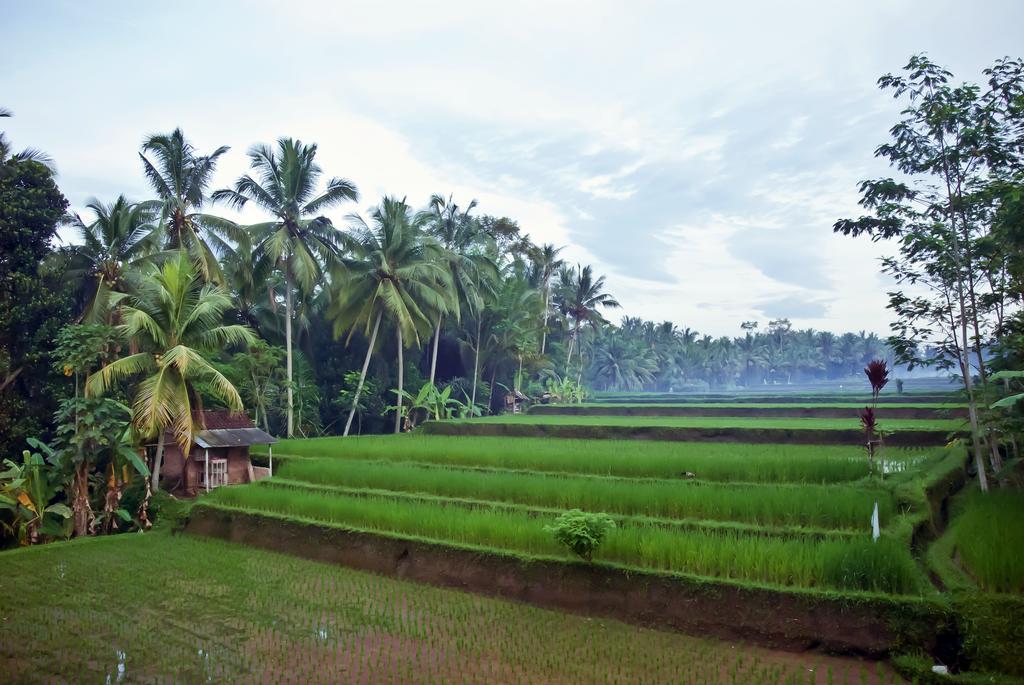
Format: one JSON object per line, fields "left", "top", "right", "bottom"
{"left": 186, "top": 506, "right": 947, "bottom": 658}
{"left": 421, "top": 421, "right": 952, "bottom": 447}
{"left": 531, "top": 406, "right": 966, "bottom": 420}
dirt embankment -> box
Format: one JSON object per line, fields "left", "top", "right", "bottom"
{"left": 186, "top": 506, "right": 948, "bottom": 658}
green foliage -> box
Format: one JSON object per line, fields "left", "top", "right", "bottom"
{"left": 220, "top": 338, "right": 285, "bottom": 432}
{"left": 0, "top": 156, "right": 72, "bottom": 456}
{"left": 953, "top": 490, "right": 1024, "bottom": 593}
{"left": 86, "top": 251, "right": 255, "bottom": 487}
{"left": 954, "top": 593, "right": 1024, "bottom": 677}
{"left": 53, "top": 323, "right": 123, "bottom": 379}
{"left": 544, "top": 509, "right": 615, "bottom": 561}
{"left": 0, "top": 440, "right": 71, "bottom": 546}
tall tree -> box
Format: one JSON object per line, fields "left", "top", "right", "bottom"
{"left": 328, "top": 197, "right": 449, "bottom": 435}
{"left": 86, "top": 252, "right": 255, "bottom": 490}
{"left": 139, "top": 129, "right": 237, "bottom": 281}
{"left": 63, "top": 196, "right": 159, "bottom": 322}
{"left": 556, "top": 264, "right": 620, "bottom": 375}
{"left": 834, "top": 55, "right": 1024, "bottom": 491}
{"left": 214, "top": 138, "right": 358, "bottom": 437}
{"left": 531, "top": 243, "right": 565, "bottom": 355}
{"left": 422, "top": 194, "right": 496, "bottom": 386}
{"left": 0, "top": 135, "right": 70, "bottom": 455}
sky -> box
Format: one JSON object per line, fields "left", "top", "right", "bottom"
{"left": 4, "top": 0, "right": 1023, "bottom": 336}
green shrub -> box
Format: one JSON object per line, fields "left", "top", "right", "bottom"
{"left": 543, "top": 509, "right": 616, "bottom": 562}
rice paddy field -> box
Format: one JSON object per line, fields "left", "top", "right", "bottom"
{"left": 441, "top": 414, "right": 962, "bottom": 431}
{"left": 234, "top": 429, "right": 960, "bottom": 597}
{"left": 0, "top": 533, "right": 905, "bottom": 684}
{"left": 3, "top": 389, "right": 977, "bottom": 682}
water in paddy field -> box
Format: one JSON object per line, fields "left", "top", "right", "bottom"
{"left": 0, "top": 533, "right": 907, "bottom": 684}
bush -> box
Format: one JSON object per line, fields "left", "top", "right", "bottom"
{"left": 544, "top": 509, "right": 615, "bottom": 562}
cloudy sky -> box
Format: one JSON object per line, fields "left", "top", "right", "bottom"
{"left": 4, "top": 1, "right": 1023, "bottom": 336}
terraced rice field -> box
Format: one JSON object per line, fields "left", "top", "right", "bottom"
{"left": 180, "top": 392, "right": 970, "bottom": 675}
{"left": 233, "top": 432, "right": 959, "bottom": 596}
{"left": 0, "top": 533, "right": 903, "bottom": 684}
{"left": 441, "top": 414, "right": 962, "bottom": 431}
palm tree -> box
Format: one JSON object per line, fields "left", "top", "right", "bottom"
{"left": 139, "top": 129, "right": 237, "bottom": 281}
{"left": 422, "top": 194, "right": 497, "bottom": 386}
{"left": 531, "top": 243, "right": 565, "bottom": 354}
{"left": 85, "top": 252, "right": 255, "bottom": 490}
{"left": 556, "top": 264, "right": 620, "bottom": 374}
{"left": 63, "top": 196, "right": 160, "bottom": 322}
{"left": 214, "top": 138, "right": 358, "bottom": 437}
{"left": 327, "top": 197, "right": 449, "bottom": 435}
{"left": 0, "top": 107, "right": 55, "bottom": 173}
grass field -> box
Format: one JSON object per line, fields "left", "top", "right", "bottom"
{"left": 448, "top": 414, "right": 962, "bottom": 431}
{"left": 273, "top": 458, "right": 896, "bottom": 529}
{"left": 0, "top": 533, "right": 903, "bottom": 684}
{"left": 232, "top": 433, "right": 956, "bottom": 595}
{"left": 950, "top": 490, "right": 1024, "bottom": 594}
{"left": 260, "top": 435, "right": 935, "bottom": 484}
{"left": 207, "top": 484, "right": 921, "bottom": 593}
{"left": 538, "top": 402, "right": 966, "bottom": 410}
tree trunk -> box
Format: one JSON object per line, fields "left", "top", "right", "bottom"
{"left": 151, "top": 430, "right": 166, "bottom": 492}
{"left": 471, "top": 317, "right": 482, "bottom": 410}
{"left": 72, "top": 460, "right": 93, "bottom": 537}
{"left": 344, "top": 310, "right": 382, "bottom": 437}
{"left": 284, "top": 261, "right": 295, "bottom": 438}
{"left": 429, "top": 318, "right": 442, "bottom": 386}
{"left": 488, "top": 367, "right": 497, "bottom": 414}
{"left": 394, "top": 326, "right": 404, "bottom": 434}
{"left": 540, "top": 286, "right": 550, "bottom": 355}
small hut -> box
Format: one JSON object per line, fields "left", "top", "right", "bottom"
{"left": 158, "top": 411, "right": 276, "bottom": 496}
{"left": 503, "top": 389, "right": 530, "bottom": 414}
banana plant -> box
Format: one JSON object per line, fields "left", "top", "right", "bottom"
{"left": 991, "top": 370, "right": 1024, "bottom": 409}
{"left": 0, "top": 440, "right": 72, "bottom": 545}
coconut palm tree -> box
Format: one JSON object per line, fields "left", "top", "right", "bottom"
{"left": 62, "top": 196, "right": 160, "bottom": 322}
{"left": 213, "top": 138, "right": 358, "bottom": 437}
{"left": 422, "top": 194, "right": 497, "bottom": 386}
{"left": 0, "top": 107, "right": 55, "bottom": 173}
{"left": 531, "top": 243, "right": 565, "bottom": 355}
{"left": 328, "top": 197, "right": 449, "bottom": 435}
{"left": 85, "top": 252, "right": 255, "bottom": 490}
{"left": 555, "top": 264, "right": 620, "bottom": 374}
{"left": 139, "top": 129, "right": 237, "bottom": 281}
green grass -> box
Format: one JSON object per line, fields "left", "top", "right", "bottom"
{"left": 205, "top": 484, "right": 923, "bottom": 594}
{"left": 449, "top": 414, "right": 962, "bottom": 431}
{"left": 539, "top": 402, "right": 965, "bottom": 410}
{"left": 0, "top": 533, "right": 903, "bottom": 684}
{"left": 261, "top": 435, "right": 933, "bottom": 484}
{"left": 275, "top": 457, "right": 895, "bottom": 529}
{"left": 952, "top": 490, "right": 1024, "bottom": 594}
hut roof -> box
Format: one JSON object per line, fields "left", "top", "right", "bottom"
{"left": 194, "top": 428, "right": 276, "bottom": 449}
{"left": 195, "top": 410, "right": 255, "bottom": 430}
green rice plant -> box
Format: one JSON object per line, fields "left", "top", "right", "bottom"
{"left": 450, "top": 414, "right": 963, "bottom": 431}
{"left": 275, "top": 458, "right": 895, "bottom": 529}
{"left": 953, "top": 490, "right": 1024, "bottom": 593}
{"left": 204, "top": 484, "right": 923, "bottom": 594}
{"left": 537, "top": 402, "right": 965, "bottom": 410}
{"left": 261, "top": 435, "right": 916, "bottom": 484}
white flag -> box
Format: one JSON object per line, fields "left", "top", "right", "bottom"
{"left": 871, "top": 501, "right": 880, "bottom": 541}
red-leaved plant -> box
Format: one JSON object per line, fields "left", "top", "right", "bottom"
{"left": 864, "top": 359, "right": 889, "bottom": 400}
{"left": 861, "top": 359, "right": 889, "bottom": 476}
